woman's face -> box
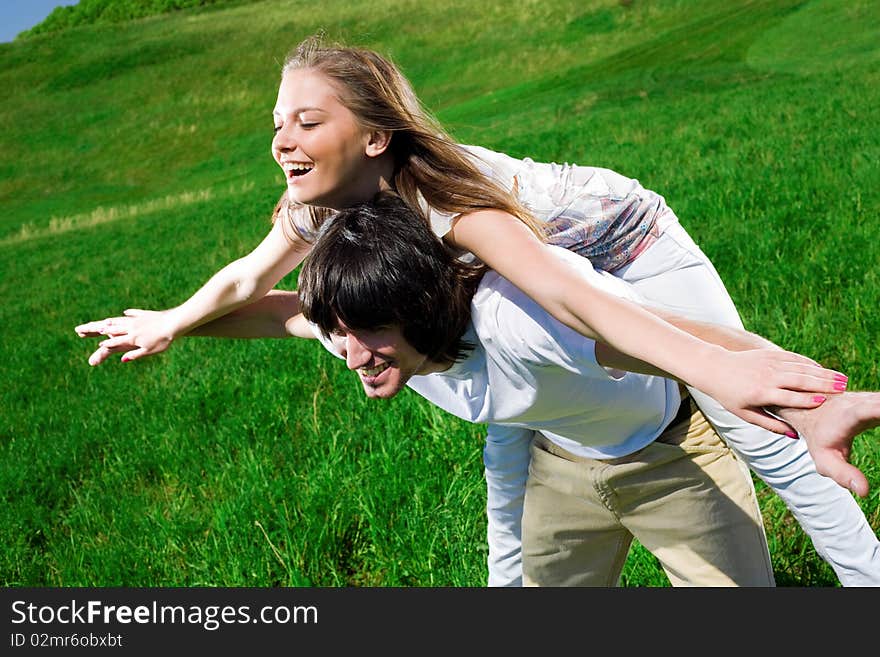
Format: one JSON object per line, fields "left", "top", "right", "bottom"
{"left": 272, "top": 69, "right": 381, "bottom": 210}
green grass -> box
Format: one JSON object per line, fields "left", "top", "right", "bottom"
{"left": 1, "top": 0, "right": 879, "bottom": 587}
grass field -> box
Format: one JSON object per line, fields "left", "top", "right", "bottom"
{"left": 1, "top": 0, "right": 879, "bottom": 587}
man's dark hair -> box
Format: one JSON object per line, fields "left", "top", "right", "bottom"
{"left": 298, "top": 192, "right": 484, "bottom": 363}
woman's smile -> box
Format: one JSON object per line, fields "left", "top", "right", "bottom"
{"left": 271, "top": 69, "right": 391, "bottom": 210}
{"left": 281, "top": 160, "right": 315, "bottom": 180}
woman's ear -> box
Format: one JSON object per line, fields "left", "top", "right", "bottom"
{"left": 365, "top": 130, "right": 392, "bottom": 157}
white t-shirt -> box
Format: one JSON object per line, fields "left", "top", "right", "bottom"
{"left": 315, "top": 245, "right": 681, "bottom": 459}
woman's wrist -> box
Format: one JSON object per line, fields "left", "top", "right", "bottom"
{"left": 164, "top": 307, "right": 192, "bottom": 340}
{"left": 681, "top": 341, "right": 730, "bottom": 390}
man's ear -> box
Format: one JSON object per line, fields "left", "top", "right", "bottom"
{"left": 365, "top": 130, "right": 392, "bottom": 158}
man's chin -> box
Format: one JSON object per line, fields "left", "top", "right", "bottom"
{"left": 359, "top": 381, "right": 401, "bottom": 400}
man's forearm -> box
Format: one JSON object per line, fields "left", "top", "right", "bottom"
{"left": 187, "top": 290, "right": 311, "bottom": 339}
{"left": 651, "top": 309, "right": 779, "bottom": 351}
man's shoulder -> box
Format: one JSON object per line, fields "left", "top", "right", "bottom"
{"left": 470, "top": 270, "right": 564, "bottom": 363}
{"left": 470, "top": 247, "right": 643, "bottom": 363}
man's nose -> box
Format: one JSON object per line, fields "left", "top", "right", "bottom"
{"left": 344, "top": 335, "right": 371, "bottom": 370}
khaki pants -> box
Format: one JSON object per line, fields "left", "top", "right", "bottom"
{"left": 522, "top": 397, "right": 775, "bottom": 586}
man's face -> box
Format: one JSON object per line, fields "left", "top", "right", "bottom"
{"left": 328, "top": 321, "right": 433, "bottom": 399}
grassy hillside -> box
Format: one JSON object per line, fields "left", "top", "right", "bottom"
{"left": 16, "top": 0, "right": 243, "bottom": 40}
{"left": 1, "top": 0, "right": 878, "bottom": 586}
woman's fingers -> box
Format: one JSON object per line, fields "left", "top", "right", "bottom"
{"left": 98, "top": 336, "right": 134, "bottom": 351}
{"left": 774, "top": 350, "right": 822, "bottom": 368}
{"left": 77, "top": 310, "right": 165, "bottom": 365}
{"left": 88, "top": 344, "right": 114, "bottom": 366}
{"left": 772, "top": 371, "right": 847, "bottom": 396}
{"left": 75, "top": 318, "right": 119, "bottom": 336}
{"left": 739, "top": 408, "right": 797, "bottom": 436}
{"left": 75, "top": 321, "right": 104, "bottom": 337}
{"left": 761, "top": 388, "right": 850, "bottom": 410}
{"left": 75, "top": 309, "right": 151, "bottom": 337}
{"left": 755, "top": 352, "right": 848, "bottom": 394}
{"left": 774, "top": 353, "right": 846, "bottom": 382}
{"left": 120, "top": 347, "right": 148, "bottom": 363}
{"left": 75, "top": 316, "right": 131, "bottom": 337}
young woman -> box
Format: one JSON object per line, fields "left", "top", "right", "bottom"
{"left": 76, "top": 36, "right": 879, "bottom": 585}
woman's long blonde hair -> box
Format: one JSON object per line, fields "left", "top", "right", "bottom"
{"left": 275, "top": 35, "right": 545, "bottom": 241}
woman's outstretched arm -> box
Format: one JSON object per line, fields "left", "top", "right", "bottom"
{"left": 447, "top": 209, "right": 847, "bottom": 435}
{"left": 75, "top": 214, "right": 312, "bottom": 365}
{"left": 77, "top": 289, "right": 316, "bottom": 364}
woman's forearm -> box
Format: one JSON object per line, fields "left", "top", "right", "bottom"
{"left": 166, "top": 258, "right": 277, "bottom": 337}
{"left": 557, "top": 278, "right": 732, "bottom": 388}
{"left": 595, "top": 307, "right": 780, "bottom": 376}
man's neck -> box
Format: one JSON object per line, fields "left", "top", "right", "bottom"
{"left": 417, "top": 358, "right": 455, "bottom": 376}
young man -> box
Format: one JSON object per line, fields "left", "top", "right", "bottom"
{"left": 79, "top": 193, "right": 880, "bottom": 586}
{"left": 293, "top": 194, "right": 775, "bottom": 585}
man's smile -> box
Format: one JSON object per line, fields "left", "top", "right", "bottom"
{"left": 359, "top": 362, "right": 390, "bottom": 379}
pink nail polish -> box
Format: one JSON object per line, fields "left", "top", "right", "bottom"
{"left": 834, "top": 382, "right": 847, "bottom": 391}
{"left": 834, "top": 373, "right": 848, "bottom": 382}
{"left": 813, "top": 395, "right": 826, "bottom": 403}
{"left": 785, "top": 431, "right": 798, "bottom": 438}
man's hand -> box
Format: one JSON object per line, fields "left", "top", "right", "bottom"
{"left": 773, "top": 392, "right": 880, "bottom": 497}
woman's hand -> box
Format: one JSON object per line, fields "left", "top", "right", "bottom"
{"left": 703, "top": 347, "right": 848, "bottom": 435}
{"left": 75, "top": 308, "right": 177, "bottom": 366}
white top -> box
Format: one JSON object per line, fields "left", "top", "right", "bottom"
{"left": 315, "top": 245, "right": 681, "bottom": 459}
{"left": 421, "top": 145, "right": 678, "bottom": 272}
